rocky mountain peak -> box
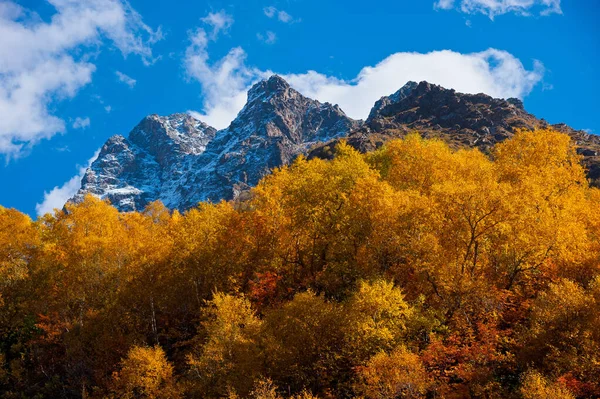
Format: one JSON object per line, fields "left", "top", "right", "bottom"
{"left": 102, "top": 134, "right": 128, "bottom": 152}
{"left": 74, "top": 76, "right": 360, "bottom": 210}
{"left": 182, "top": 76, "right": 361, "bottom": 205}
{"left": 247, "top": 74, "right": 291, "bottom": 101}
{"left": 368, "top": 81, "right": 419, "bottom": 121}
{"left": 128, "top": 113, "right": 216, "bottom": 164}
{"left": 506, "top": 97, "right": 525, "bottom": 109}
{"left": 362, "top": 80, "right": 539, "bottom": 149}
{"left": 228, "top": 75, "right": 358, "bottom": 146}
{"left": 311, "top": 81, "right": 600, "bottom": 181}
{"left": 74, "top": 77, "right": 600, "bottom": 212}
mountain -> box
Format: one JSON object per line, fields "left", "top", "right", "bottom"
{"left": 309, "top": 81, "right": 600, "bottom": 182}
{"left": 74, "top": 77, "right": 600, "bottom": 211}
{"left": 73, "top": 113, "right": 217, "bottom": 211}
{"left": 74, "top": 76, "right": 359, "bottom": 211}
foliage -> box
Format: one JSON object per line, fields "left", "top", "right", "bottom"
{"left": 354, "top": 345, "right": 431, "bottom": 399}
{"left": 520, "top": 370, "right": 575, "bottom": 399}
{"left": 109, "top": 345, "right": 181, "bottom": 399}
{"left": 0, "top": 129, "right": 599, "bottom": 398}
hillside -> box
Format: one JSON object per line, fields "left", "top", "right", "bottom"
{"left": 2, "top": 129, "right": 600, "bottom": 398}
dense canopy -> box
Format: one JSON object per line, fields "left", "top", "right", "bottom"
{"left": 1, "top": 129, "right": 599, "bottom": 398}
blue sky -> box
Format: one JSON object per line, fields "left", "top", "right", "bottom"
{"left": 0, "top": 0, "right": 598, "bottom": 216}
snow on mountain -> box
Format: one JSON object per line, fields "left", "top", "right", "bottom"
{"left": 73, "top": 76, "right": 359, "bottom": 211}
{"left": 74, "top": 76, "right": 600, "bottom": 212}
{"left": 73, "top": 113, "right": 216, "bottom": 211}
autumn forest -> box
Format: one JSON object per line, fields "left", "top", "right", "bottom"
{"left": 2, "top": 129, "right": 600, "bottom": 398}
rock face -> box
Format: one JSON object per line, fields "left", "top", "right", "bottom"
{"left": 338, "top": 81, "right": 540, "bottom": 153}
{"left": 73, "top": 113, "right": 216, "bottom": 211}
{"left": 309, "top": 81, "right": 600, "bottom": 183}
{"left": 74, "top": 76, "right": 359, "bottom": 211}
{"left": 74, "top": 77, "right": 600, "bottom": 211}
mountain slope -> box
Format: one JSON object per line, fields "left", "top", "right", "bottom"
{"left": 74, "top": 76, "right": 359, "bottom": 211}
{"left": 74, "top": 77, "right": 600, "bottom": 212}
{"left": 73, "top": 113, "right": 216, "bottom": 211}
{"left": 309, "top": 81, "right": 600, "bottom": 182}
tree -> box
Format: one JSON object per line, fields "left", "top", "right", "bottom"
{"left": 110, "top": 345, "right": 181, "bottom": 399}
{"left": 354, "top": 345, "right": 431, "bottom": 399}
{"left": 262, "top": 291, "right": 347, "bottom": 395}
{"left": 187, "top": 293, "right": 263, "bottom": 397}
{"left": 523, "top": 278, "right": 600, "bottom": 396}
{"left": 520, "top": 370, "right": 575, "bottom": 399}
{"left": 0, "top": 206, "right": 38, "bottom": 306}
{"left": 344, "top": 280, "right": 414, "bottom": 363}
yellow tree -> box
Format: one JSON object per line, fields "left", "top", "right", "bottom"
{"left": 520, "top": 370, "right": 575, "bottom": 399}
{"left": 187, "top": 293, "right": 263, "bottom": 397}
{"left": 523, "top": 278, "right": 600, "bottom": 396}
{"left": 0, "top": 206, "right": 38, "bottom": 306}
{"left": 251, "top": 142, "right": 383, "bottom": 298}
{"left": 170, "top": 202, "right": 248, "bottom": 305}
{"left": 110, "top": 345, "right": 181, "bottom": 399}
{"left": 262, "top": 291, "right": 347, "bottom": 395}
{"left": 0, "top": 207, "right": 40, "bottom": 392}
{"left": 344, "top": 280, "right": 415, "bottom": 363}
{"left": 354, "top": 345, "right": 431, "bottom": 399}
{"left": 493, "top": 128, "right": 590, "bottom": 289}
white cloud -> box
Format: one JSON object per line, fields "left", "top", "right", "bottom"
{"left": 184, "top": 12, "right": 268, "bottom": 129}
{"left": 185, "top": 45, "right": 544, "bottom": 128}
{"left": 257, "top": 31, "right": 277, "bottom": 44}
{"left": 263, "top": 6, "right": 295, "bottom": 23}
{"left": 285, "top": 49, "right": 544, "bottom": 119}
{"left": 72, "top": 116, "right": 90, "bottom": 129}
{"left": 435, "top": 0, "right": 456, "bottom": 9}
{"left": 35, "top": 149, "right": 100, "bottom": 216}
{"left": 104, "top": 105, "right": 112, "bottom": 113}
{"left": 263, "top": 6, "right": 277, "bottom": 18}
{"left": 0, "top": 0, "right": 161, "bottom": 157}
{"left": 435, "top": 0, "right": 562, "bottom": 18}
{"left": 201, "top": 10, "right": 234, "bottom": 38}
{"left": 277, "top": 10, "right": 293, "bottom": 23}
{"left": 116, "top": 70, "right": 137, "bottom": 88}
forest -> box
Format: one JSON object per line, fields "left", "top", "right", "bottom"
{"left": 1, "top": 129, "right": 599, "bottom": 398}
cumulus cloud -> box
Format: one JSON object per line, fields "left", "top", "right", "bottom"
{"left": 72, "top": 117, "right": 90, "bottom": 129}
{"left": 285, "top": 49, "right": 544, "bottom": 119}
{"left": 0, "top": 0, "right": 161, "bottom": 157}
{"left": 35, "top": 149, "right": 100, "bottom": 216}
{"left": 434, "top": 0, "right": 562, "bottom": 18}
{"left": 185, "top": 42, "right": 544, "bottom": 127}
{"left": 184, "top": 11, "right": 268, "bottom": 129}
{"left": 257, "top": 31, "right": 277, "bottom": 44}
{"left": 263, "top": 6, "right": 295, "bottom": 23}
{"left": 116, "top": 71, "right": 137, "bottom": 88}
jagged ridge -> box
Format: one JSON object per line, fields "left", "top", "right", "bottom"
{"left": 74, "top": 77, "right": 600, "bottom": 211}
{"left": 74, "top": 76, "right": 359, "bottom": 211}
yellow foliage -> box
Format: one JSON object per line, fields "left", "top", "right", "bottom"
{"left": 2, "top": 128, "right": 600, "bottom": 398}
{"left": 262, "top": 291, "right": 347, "bottom": 393}
{"left": 110, "top": 345, "right": 181, "bottom": 399}
{"left": 187, "top": 293, "right": 263, "bottom": 397}
{"left": 345, "top": 280, "right": 414, "bottom": 361}
{"left": 355, "top": 345, "right": 431, "bottom": 399}
{"left": 520, "top": 370, "right": 575, "bottom": 399}
{"left": 0, "top": 206, "right": 38, "bottom": 305}
{"left": 367, "top": 133, "right": 454, "bottom": 193}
